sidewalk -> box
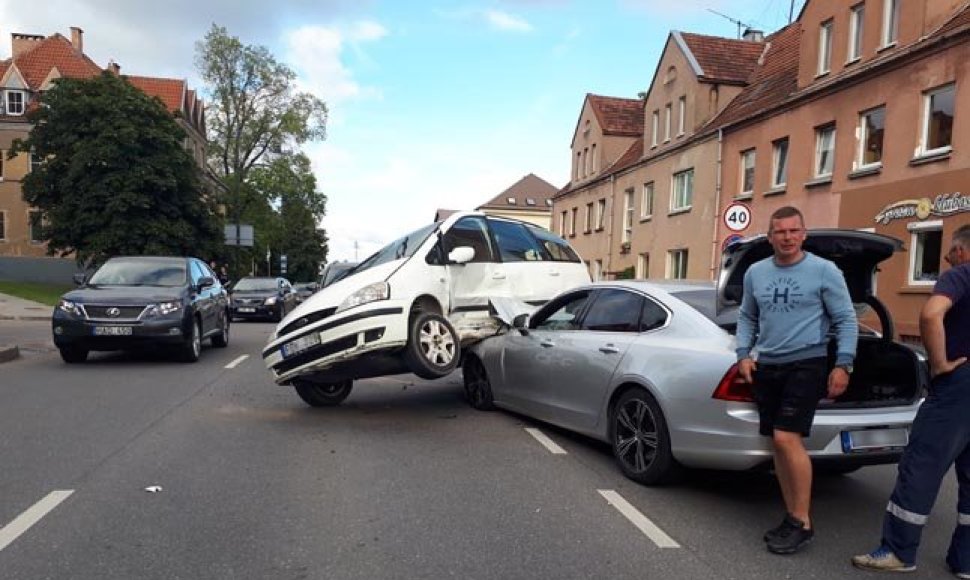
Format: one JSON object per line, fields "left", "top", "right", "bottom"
{"left": 0, "top": 292, "right": 52, "bottom": 363}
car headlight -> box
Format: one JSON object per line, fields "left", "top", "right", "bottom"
{"left": 336, "top": 282, "right": 390, "bottom": 313}
{"left": 146, "top": 301, "right": 182, "bottom": 317}
{"left": 58, "top": 299, "right": 83, "bottom": 316}
{"left": 264, "top": 296, "right": 278, "bottom": 306}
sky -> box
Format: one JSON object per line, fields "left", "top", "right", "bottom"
{"left": 0, "top": 0, "right": 803, "bottom": 263}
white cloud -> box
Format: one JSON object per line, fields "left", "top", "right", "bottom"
{"left": 284, "top": 22, "right": 384, "bottom": 105}
{"left": 484, "top": 10, "right": 533, "bottom": 32}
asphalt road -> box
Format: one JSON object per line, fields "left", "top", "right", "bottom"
{"left": 0, "top": 320, "right": 960, "bottom": 580}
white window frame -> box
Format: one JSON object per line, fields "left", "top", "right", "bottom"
{"left": 920, "top": 84, "right": 955, "bottom": 157}
{"left": 596, "top": 199, "right": 606, "bottom": 230}
{"left": 907, "top": 220, "right": 943, "bottom": 285}
{"left": 882, "top": 0, "right": 900, "bottom": 48}
{"left": 622, "top": 189, "right": 634, "bottom": 243}
{"left": 664, "top": 104, "right": 672, "bottom": 142}
{"left": 5, "top": 90, "right": 26, "bottom": 116}
{"left": 671, "top": 169, "right": 694, "bottom": 211}
{"left": 641, "top": 181, "right": 654, "bottom": 219}
{"left": 818, "top": 20, "right": 833, "bottom": 75}
{"left": 666, "top": 249, "right": 688, "bottom": 280}
{"left": 856, "top": 106, "right": 885, "bottom": 170}
{"left": 677, "top": 96, "right": 686, "bottom": 136}
{"left": 584, "top": 203, "right": 593, "bottom": 233}
{"left": 740, "top": 149, "right": 756, "bottom": 195}
{"left": 814, "top": 125, "right": 836, "bottom": 178}
{"left": 848, "top": 4, "right": 865, "bottom": 62}
{"left": 592, "top": 259, "right": 603, "bottom": 282}
{"left": 771, "top": 138, "right": 789, "bottom": 188}
{"left": 636, "top": 252, "right": 649, "bottom": 279}
{"left": 651, "top": 110, "right": 659, "bottom": 147}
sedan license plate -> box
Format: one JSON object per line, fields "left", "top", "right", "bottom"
{"left": 282, "top": 333, "right": 321, "bottom": 358}
{"left": 238, "top": 307, "right": 256, "bottom": 313}
{"left": 841, "top": 427, "right": 909, "bottom": 453}
{"left": 93, "top": 326, "right": 133, "bottom": 336}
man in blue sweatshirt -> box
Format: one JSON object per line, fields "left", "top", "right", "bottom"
{"left": 736, "top": 205, "right": 858, "bottom": 555}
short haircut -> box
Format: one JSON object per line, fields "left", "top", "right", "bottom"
{"left": 954, "top": 223, "right": 970, "bottom": 248}
{"left": 768, "top": 206, "right": 805, "bottom": 233}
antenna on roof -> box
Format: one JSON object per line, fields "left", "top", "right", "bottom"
{"left": 706, "top": 8, "right": 753, "bottom": 39}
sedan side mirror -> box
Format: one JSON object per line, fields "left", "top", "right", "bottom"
{"left": 72, "top": 273, "right": 87, "bottom": 286}
{"left": 448, "top": 246, "right": 475, "bottom": 265}
{"left": 512, "top": 313, "right": 530, "bottom": 335}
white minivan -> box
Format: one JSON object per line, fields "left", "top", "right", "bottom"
{"left": 262, "top": 211, "right": 591, "bottom": 406}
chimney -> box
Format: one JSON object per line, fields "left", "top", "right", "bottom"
{"left": 70, "top": 26, "right": 84, "bottom": 52}
{"left": 742, "top": 28, "right": 764, "bottom": 42}
{"left": 11, "top": 33, "right": 45, "bottom": 58}
{"left": 107, "top": 60, "right": 121, "bottom": 75}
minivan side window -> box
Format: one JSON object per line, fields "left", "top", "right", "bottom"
{"left": 527, "top": 225, "right": 582, "bottom": 262}
{"left": 581, "top": 289, "right": 645, "bottom": 332}
{"left": 442, "top": 217, "right": 496, "bottom": 262}
{"left": 489, "top": 219, "right": 545, "bottom": 262}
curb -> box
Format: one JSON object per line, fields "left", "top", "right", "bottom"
{"left": 0, "top": 315, "right": 51, "bottom": 321}
{"left": 0, "top": 344, "right": 20, "bottom": 363}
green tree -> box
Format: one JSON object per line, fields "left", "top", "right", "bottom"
{"left": 11, "top": 72, "right": 222, "bottom": 266}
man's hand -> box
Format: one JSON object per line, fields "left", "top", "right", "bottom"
{"left": 738, "top": 358, "right": 756, "bottom": 383}
{"left": 930, "top": 356, "right": 967, "bottom": 378}
{"left": 827, "top": 367, "right": 850, "bottom": 398}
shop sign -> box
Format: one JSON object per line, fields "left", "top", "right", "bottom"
{"left": 874, "top": 192, "right": 970, "bottom": 225}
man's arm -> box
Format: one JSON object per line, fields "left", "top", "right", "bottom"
{"left": 822, "top": 263, "right": 858, "bottom": 397}
{"left": 919, "top": 294, "right": 965, "bottom": 377}
{"left": 736, "top": 270, "right": 758, "bottom": 382}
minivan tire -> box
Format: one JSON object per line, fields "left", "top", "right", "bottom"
{"left": 403, "top": 311, "right": 460, "bottom": 379}
{"left": 294, "top": 379, "right": 353, "bottom": 407}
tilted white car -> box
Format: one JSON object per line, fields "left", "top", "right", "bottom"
{"left": 262, "top": 211, "right": 591, "bottom": 406}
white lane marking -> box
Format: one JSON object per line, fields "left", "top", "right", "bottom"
{"left": 598, "top": 489, "right": 680, "bottom": 548}
{"left": 524, "top": 428, "right": 568, "bottom": 455}
{"left": 0, "top": 490, "right": 74, "bottom": 552}
{"left": 225, "top": 355, "right": 249, "bottom": 369}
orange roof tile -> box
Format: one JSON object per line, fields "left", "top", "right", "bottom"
{"left": 477, "top": 174, "right": 558, "bottom": 211}
{"left": 679, "top": 32, "right": 766, "bottom": 84}
{"left": 125, "top": 75, "right": 186, "bottom": 112}
{"left": 0, "top": 33, "right": 101, "bottom": 89}
{"left": 587, "top": 94, "right": 644, "bottom": 137}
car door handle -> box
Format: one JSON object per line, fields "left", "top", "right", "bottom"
{"left": 540, "top": 340, "right": 555, "bottom": 348}
{"left": 492, "top": 273, "right": 507, "bottom": 280}
{"left": 599, "top": 344, "right": 620, "bottom": 354}
{"left": 549, "top": 271, "right": 560, "bottom": 276}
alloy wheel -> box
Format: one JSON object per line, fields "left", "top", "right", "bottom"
{"left": 614, "top": 397, "right": 659, "bottom": 475}
{"left": 418, "top": 319, "right": 456, "bottom": 367}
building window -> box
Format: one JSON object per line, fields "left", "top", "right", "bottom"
{"left": 570, "top": 208, "right": 578, "bottom": 236}
{"left": 596, "top": 199, "right": 606, "bottom": 230}
{"left": 909, "top": 222, "right": 943, "bottom": 285}
{"left": 857, "top": 106, "right": 885, "bottom": 168}
{"left": 560, "top": 211, "right": 567, "bottom": 236}
{"left": 641, "top": 181, "right": 654, "bottom": 219}
{"left": 921, "top": 84, "right": 955, "bottom": 156}
{"left": 526, "top": 198, "right": 536, "bottom": 206}
{"left": 0, "top": 211, "right": 6, "bottom": 241}
{"left": 574, "top": 152, "right": 581, "bottom": 180}
{"left": 28, "top": 210, "right": 44, "bottom": 243}
{"left": 671, "top": 169, "right": 694, "bottom": 211}
{"left": 740, "top": 149, "right": 756, "bottom": 195}
{"left": 667, "top": 249, "right": 688, "bottom": 280}
{"left": 507, "top": 197, "right": 516, "bottom": 205}
{"left": 5, "top": 90, "right": 25, "bottom": 116}
{"left": 584, "top": 203, "right": 593, "bottom": 233}
{"left": 818, "top": 20, "right": 833, "bottom": 75}
{"left": 592, "top": 259, "right": 603, "bottom": 282}
{"left": 636, "top": 252, "right": 649, "bottom": 279}
{"left": 848, "top": 4, "right": 865, "bottom": 62}
{"left": 677, "top": 96, "right": 686, "bottom": 135}
{"left": 651, "top": 110, "right": 659, "bottom": 147}
{"left": 622, "top": 189, "right": 634, "bottom": 243}
{"left": 882, "top": 0, "right": 900, "bottom": 47}
{"left": 590, "top": 144, "right": 597, "bottom": 173}
{"left": 664, "top": 104, "right": 672, "bottom": 142}
{"left": 583, "top": 147, "right": 589, "bottom": 177}
{"left": 772, "top": 138, "right": 789, "bottom": 188}
{"left": 815, "top": 124, "right": 836, "bottom": 177}
{"left": 0, "top": 150, "right": 4, "bottom": 181}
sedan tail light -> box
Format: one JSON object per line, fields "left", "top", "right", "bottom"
{"left": 712, "top": 363, "right": 755, "bottom": 402}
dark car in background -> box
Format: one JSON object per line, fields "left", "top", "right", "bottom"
{"left": 293, "top": 282, "right": 319, "bottom": 303}
{"left": 52, "top": 256, "right": 230, "bottom": 363}
{"left": 318, "top": 261, "right": 358, "bottom": 289}
{"left": 230, "top": 276, "right": 298, "bottom": 321}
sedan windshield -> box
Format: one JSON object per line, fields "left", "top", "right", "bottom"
{"left": 233, "top": 278, "right": 279, "bottom": 292}
{"left": 351, "top": 223, "right": 438, "bottom": 275}
{"left": 88, "top": 260, "right": 187, "bottom": 287}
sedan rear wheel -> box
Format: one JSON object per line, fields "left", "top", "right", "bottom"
{"left": 611, "top": 388, "right": 680, "bottom": 485}
{"left": 293, "top": 380, "right": 353, "bottom": 407}
{"left": 462, "top": 356, "right": 494, "bottom": 410}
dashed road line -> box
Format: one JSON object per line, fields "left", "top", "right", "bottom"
{"left": 0, "top": 490, "right": 74, "bottom": 552}
{"left": 225, "top": 355, "right": 249, "bottom": 369}
{"left": 598, "top": 489, "right": 680, "bottom": 548}
{"left": 525, "top": 427, "right": 568, "bottom": 455}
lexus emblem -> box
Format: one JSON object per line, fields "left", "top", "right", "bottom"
{"left": 106, "top": 307, "right": 121, "bottom": 317}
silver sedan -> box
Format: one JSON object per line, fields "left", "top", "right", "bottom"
{"left": 463, "top": 280, "right": 924, "bottom": 485}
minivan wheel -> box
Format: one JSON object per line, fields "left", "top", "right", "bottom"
{"left": 611, "top": 388, "right": 680, "bottom": 485}
{"left": 462, "top": 356, "right": 495, "bottom": 410}
{"left": 180, "top": 319, "right": 202, "bottom": 362}
{"left": 293, "top": 380, "right": 353, "bottom": 407}
{"left": 403, "top": 311, "right": 460, "bottom": 380}
{"left": 211, "top": 311, "right": 230, "bottom": 348}
{"left": 59, "top": 346, "right": 89, "bottom": 364}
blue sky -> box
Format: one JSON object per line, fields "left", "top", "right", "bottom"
{"left": 1, "top": 0, "right": 803, "bottom": 263}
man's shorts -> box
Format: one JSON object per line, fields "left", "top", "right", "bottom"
{"left": 752, "top": 356, "right": 828, "bottom": 437}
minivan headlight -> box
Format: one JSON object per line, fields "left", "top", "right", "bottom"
{"left": 58, "top": 299, "right": 83, "bottom": 316}
{"left": 336, "top": 282, "right": 390, "bottom": 313}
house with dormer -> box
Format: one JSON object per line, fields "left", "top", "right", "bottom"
{"left": 474, "top": 173, "right": 557, "bottom": 229}
{"left": 0, "top": 27, "right": 214, "bottom": 276}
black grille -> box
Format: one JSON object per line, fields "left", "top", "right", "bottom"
{"left": 276, "top": 334, "right": 358, "bottom": 375}
{"left": 233, "top": 298, "right": 264, "bottom": 306}
{"left": 84, "top": 305, "right": 146, "bottom": 319}
{"left": 280, "top": 307, "right": 337, "bottom": 337}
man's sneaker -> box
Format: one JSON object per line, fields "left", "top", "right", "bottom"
{"left": 764, "top": 514, "right": 799, "bottom": 543}
{"left": 953, "top": 570, "right": 970, "bottom": 579}
{"left": 766, "top": 517, "right": 813, "bottom": 554}
{"left": 851, "top": 547, "right": 916, "bottom": 572}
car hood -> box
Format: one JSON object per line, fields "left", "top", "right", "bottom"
{"left": 63, "top": 286, "right": 184, "bottom": 304}
{"left": 717, "top": 229, "right": 903, "bottom": 314}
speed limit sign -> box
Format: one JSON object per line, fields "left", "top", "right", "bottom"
{"left": 723, "top": 202, "right": 751, "bottom": 232}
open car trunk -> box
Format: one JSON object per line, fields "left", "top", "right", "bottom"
{"left": 822, "top": 335, "right": 927, "bottom": 409}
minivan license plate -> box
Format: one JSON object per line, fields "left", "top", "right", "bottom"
{"left": 93, "top": 326, "right": 133, "bottom": 336}
{"left": 283, "top": 333, "right": 321, "bottom": 358}
{"left": 842, "top": 427, "right": 909, "bottom": 452}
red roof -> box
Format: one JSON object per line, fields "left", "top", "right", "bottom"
{"left": 587, "top": 94, "right": 644, "bottom": 137}
{"left": 477, "top": 174, "right": 558, "bottom": 211}
{"left": 125, "top": 75, "right": 186, "bottom": 113}
{"left": 0, "top": 33, "right": 101, "bottom": 89}
{"left": 679, "top": 32, "right": 766, "bottom": 84}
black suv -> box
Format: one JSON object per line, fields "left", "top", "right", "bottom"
{"left": 52, "top": 256, "right": 230, "bottom": 363}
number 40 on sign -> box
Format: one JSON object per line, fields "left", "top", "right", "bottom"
{"left": 723, "top": 202, "right": 751, "bottom": 233}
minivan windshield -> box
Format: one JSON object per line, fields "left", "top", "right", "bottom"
{"left": 88, "top": 259, "right": 187, "bottom": 287}
{"left": 351, "top": 223, "right": 439, "bottom": 275}
{"left": 233, "top": 278, "right": 279, "bottom": 292}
